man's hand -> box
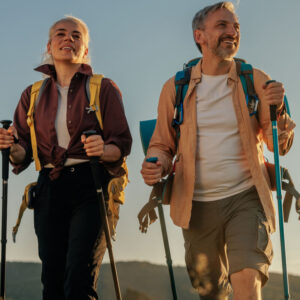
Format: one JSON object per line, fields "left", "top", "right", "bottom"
{"left": 81, "top": 134, "right": 104, "bottom": 157}
{"left": 262, "top": 81, "right": 285, "bottom": 110}
{"left": 141, "top": 158, "right": 163, "bottom": 186}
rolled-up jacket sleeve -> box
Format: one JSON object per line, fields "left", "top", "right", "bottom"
{"left": 12, "top": 85, "right": 34, "bottom": 174}
{"left": 100, "top": 79, "right": 132, "bottom": 161}
{"left": 147, "top": 77, "right": 177, "bottom": 176}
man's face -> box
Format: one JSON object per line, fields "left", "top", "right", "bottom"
{"left": 194, "top": 8, "right": 240, "bottom": 59}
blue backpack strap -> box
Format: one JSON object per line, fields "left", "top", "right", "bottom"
{"left": 185, "top": 57, "right": 201, "bottom": 68}
{"left": 173, "top": 57, "right": 201, "bottom": 130}
{"left": 173, "top": 70, "right": 190, "bottom": 127}
{"left": 236, "top": 61, "right": 259, "bottom": 117}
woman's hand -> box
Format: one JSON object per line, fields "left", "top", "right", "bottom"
{"left": 81, "top": 134, "right": 104, "bottom": 157}
{"left": 0, "top": 126, "right": 26, "bottom": 164}
{"left": 0, "top": 126, "right": 15, "bottom": 150}
{"left": 81, "top": 134, "right": 121, "bottom": 162}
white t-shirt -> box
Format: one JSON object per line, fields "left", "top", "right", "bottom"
{"left": 55, "top": 85, "right": 70, "bottom": 149}
{"left": 193, "top": 73, "right": 253, "bottom": 202}
{"left": 55, "top": 84, "right": 87, "bottom": 166}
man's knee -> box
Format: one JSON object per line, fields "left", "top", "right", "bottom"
{"left": 231, "top": 268, "right": 261, "bottom": 284}
{"left": 231, "top": 268, "right": 262, "bottom": 299}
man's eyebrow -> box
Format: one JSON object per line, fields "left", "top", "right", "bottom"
{"left": 216, "top": 19, "right": 240, "bottom": 26}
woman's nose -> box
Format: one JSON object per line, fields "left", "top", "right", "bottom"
{"left": 64, "top": 33, "right": 74, "bottom": 42}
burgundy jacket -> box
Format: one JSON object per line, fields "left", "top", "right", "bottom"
{"left": 13, "top": 64, "right": 132, "bottom": 179}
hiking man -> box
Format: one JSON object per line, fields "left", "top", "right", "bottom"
{"left": 141, "top": 2, "right": 295, "bottom": 299}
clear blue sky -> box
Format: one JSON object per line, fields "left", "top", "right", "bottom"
{"left": 0, "top": 0, "right": 299, "bottom": 277}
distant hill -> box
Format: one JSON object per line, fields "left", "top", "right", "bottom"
{"left": 3, "top": 261, "right": 300, "bottom": 299}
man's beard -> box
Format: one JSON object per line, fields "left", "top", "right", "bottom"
{"left": 210, "top": 36, "right": 239, "bottom": 59}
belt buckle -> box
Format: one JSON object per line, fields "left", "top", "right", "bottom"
{"left": 70, "top": 167, "right": 75, "bottom": 173}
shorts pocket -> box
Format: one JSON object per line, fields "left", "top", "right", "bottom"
{"left": 183, "top": 240, "right": 214, "bottom": 295}
{"left": 256, "top": 215, "right": 273, "bottom": 264}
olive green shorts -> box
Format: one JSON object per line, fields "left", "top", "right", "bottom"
{"left": 182, "top": 186, "right": 273, "bottom": 299}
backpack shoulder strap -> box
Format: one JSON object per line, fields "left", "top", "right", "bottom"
{"left": 27, "top": 78, "right": 49, "bottom": 171}
{"left": 235, "top": 61, "right": 259, "bottom": 117}
{"left": 173, "top": 69, "right": 191, "bottom": 126}
{"left": 172, "top": 58, "right": 202, "bottom": 144}
{"left": 86, "top": 74, "right": 104, "bottom": 130}
{"left": 172, "top": 57, "right": 201, "bottom": 142}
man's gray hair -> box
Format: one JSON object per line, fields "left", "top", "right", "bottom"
{"left": 192, "top": 2, "right": 236, "bottom": 52}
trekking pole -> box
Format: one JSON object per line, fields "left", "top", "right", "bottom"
{"left": 146, "top": 157, "right": 178, "bottom": 300}
{"left": 83, "top": 130, "right": 122, "bottom": 300}
{"left": 0, "top": 120, "right": 12, "bottom": 300}
{"left": 267, "top": 80, "right": 290, "bottom": 300}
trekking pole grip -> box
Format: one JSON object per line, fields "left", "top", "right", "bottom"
{"left": 270, "top": 105, "right": 277, "bottom": 122}
{"left": 0, "top": 120, "right": 12, "bottom": 181}
{"left": 82, "top": 130, "right": 107, "bottom": 190}
{"left": 146, "top": 157, "right": 158, "bottom": 164}
{"left": 0, "top": 120, "right": 12, "bottom": 131}
{"left": 82, "top": 130, "right": 100, "bottom": 163}
{"left": 265, "top": 80, "right": 278, "bottom": 122}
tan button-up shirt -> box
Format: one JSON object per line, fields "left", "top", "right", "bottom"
{"left": 147, "top": 59, "right": 295, "bottom": 231}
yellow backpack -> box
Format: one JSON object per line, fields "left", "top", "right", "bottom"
{"left": 13, "top": 75, "right": 128, "bottom": 241}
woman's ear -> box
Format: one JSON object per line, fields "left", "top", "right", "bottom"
{"left": 84, "top": 47, "right": 89, "bottom": 58}
{"left": 47, "top": 41, "right": 51, "bottom": 55}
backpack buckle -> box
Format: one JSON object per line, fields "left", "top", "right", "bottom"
{"left": 246, "top": 95, "right": 259, "bottom": 116}
{"left": 172, "top": 102, "right": 184, "bottom": 127}
{"left": 85, "top": 105, "right": 99, "bottom": 114}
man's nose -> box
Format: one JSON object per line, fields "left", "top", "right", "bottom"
{"left": 226, "top": 25, "right": 238, "bottom": 36}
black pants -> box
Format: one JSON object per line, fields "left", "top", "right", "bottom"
{"left": 34, "top": 163, "right": 109, "bottom": 300}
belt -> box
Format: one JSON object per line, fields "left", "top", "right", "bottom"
{"left": 42, "top": 162, "right": 91, "bottom": 175}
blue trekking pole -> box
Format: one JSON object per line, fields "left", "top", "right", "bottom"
{"left": 267, "top": 80, "right": 290, "bottom": 300}
{"left": 146, "top": 157, "right": 177, "bottom": 300}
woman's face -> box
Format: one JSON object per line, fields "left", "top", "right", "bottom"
{"left": 47, "top": 21, "right": 88, "bottom": 65}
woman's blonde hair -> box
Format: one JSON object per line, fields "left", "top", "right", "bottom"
{"left": 42, "top": 15, "right": 91, "bottom": 65}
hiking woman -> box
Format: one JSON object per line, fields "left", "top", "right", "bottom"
{"left": 0, "top": 16, "right": 132, "bottom": 300}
